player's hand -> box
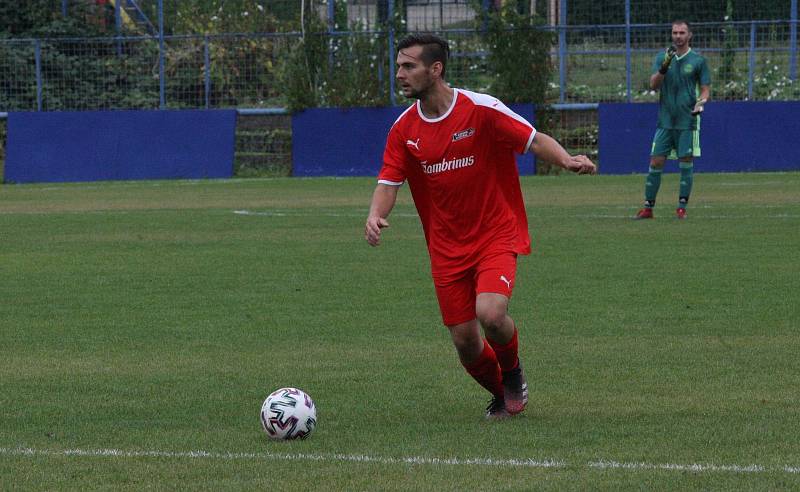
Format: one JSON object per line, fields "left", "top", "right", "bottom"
{"left": 659, "top": 46, "right": 677, "bottom": 74}
{"left": 365, "top": 216, "right": 390, "bottom": 246}
{"left": 691, "top": 98, "right": 707, "bottom": 116}
{"left": 565, "top": 155, "right": 596, "bottom": 175}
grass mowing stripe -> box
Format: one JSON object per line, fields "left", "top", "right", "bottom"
{"left": 5, "top": 447, "right": 800, "bottom": 475}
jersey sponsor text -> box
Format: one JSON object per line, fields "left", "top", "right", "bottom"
{"left": 421, "top": 155, "right": 475, "bottom": 175}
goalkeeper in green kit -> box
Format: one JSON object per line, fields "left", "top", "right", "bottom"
{"left": 635, "top": 20, "right": 711, "bottom": 220}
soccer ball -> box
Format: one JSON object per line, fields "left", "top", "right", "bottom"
{"left": 260, "top": 387, "right": 317, "bottom": 440}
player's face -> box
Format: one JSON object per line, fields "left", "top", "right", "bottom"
{"left": 671, "top": 23, "right": 692, "bottom": 49}
{"left": 395, "top": 45, "right": 437, "bottom": 99}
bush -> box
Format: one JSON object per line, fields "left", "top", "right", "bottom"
{"left": 479, "top": 3, "right": 553, "bottom": 105}
{"left": 281, "top": 4, "right": 390, "bottom": 112}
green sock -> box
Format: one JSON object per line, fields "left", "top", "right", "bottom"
{"left": 678, "top": 161, "right": 693, "bottom": 209}
{"left": 644, "top": 166, "right": 662, "bottom": 208}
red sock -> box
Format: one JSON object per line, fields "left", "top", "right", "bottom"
{"left": 487, "top": 327, "right": 519, "bottom": 372}
{"left": 462, "top": 341, "right": 503, "bottom": 398}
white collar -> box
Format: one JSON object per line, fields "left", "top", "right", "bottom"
{"left": 417, "top": 88, "right": 458, "bottom": 123}
{"left": 675, "top": 48, "right": 692, "bottom": 61}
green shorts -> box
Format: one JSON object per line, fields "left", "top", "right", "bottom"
{"left": 651, "top": 128, "right": 701, "bottom": 159}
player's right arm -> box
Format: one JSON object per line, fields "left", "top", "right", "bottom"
{"left": 368, "top": 116, "right": 411, "bottom": 246}
{"left": 650, "top": 46, "right": 676, "bottom": 90}
{"left": 529, "top": 132, "right": 596, "bottom": 175}
{"left": 365, "top": 183, "right": 399, "bottom": 247}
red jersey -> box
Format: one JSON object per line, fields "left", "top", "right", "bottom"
{"left": 378, "top": 89, "right": 536, "bottom": 274}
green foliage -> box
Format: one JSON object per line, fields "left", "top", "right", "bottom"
{"left": 570, "top": 0, "right": 792, "bottom": 24}
{"left": 718, "top": 0, "right": 738, "bottom": 86}
{"left": 479, "top": 3, "right": 553, "bottom": 105}
{"left": 321, "top": 29, "right": 390, "bottom": 108}
{"left": 0, "top": 41, "right": 38, "bottom": 111}
{"left": 280, "top": 5, "right": 327, "bottom": 112}
{"left": 0, "top": 0, "right": 58, "bottom": 37}
{"left": 281, "top": 6, "right": 390, "bottom": 112}
{"left": 168, "top": 0, "right": 287, "bottom": 35}
{"left": 475, "top": 2, "right": 558, "bottom": 172}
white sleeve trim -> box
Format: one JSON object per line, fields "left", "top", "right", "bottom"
{"left": 459, "top": 89, "right": 535, "bottom": 131}
{"left": 525, "top": 129, "right": 537, "bottom": 153}
{"left": 377, "top": 179, "right": 404, "bottom": 186}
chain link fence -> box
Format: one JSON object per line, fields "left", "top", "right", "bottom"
{"left": 1, "top": 0, "right": 798, "bottom": 176}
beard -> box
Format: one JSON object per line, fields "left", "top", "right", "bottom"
{"left": 402, "top": 78, "right": 435, "bottom": 100}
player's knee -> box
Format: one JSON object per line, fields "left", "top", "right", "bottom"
{"left": 476, "top": 303, "right": 507, "bottom": 331}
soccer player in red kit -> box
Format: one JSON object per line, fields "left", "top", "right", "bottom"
{"left": 365, "top": 34, "right": 595, "bottom": 419}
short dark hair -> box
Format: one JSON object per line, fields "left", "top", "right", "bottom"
{"left": 397, "top": 33, "right": 450, "bottom": 78}
{"left": 672, "top": 19, "right": 691, "bottom": 31}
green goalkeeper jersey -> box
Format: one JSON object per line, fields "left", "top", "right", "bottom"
{"left": 652, "top": 48, "right": 711, "bottom": 130}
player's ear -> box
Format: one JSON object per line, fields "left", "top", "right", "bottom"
{"left": 431, "top": 61, "right": 443, "bottom": 78}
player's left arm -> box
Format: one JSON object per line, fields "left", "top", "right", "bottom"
{"left": 692, "top": 58, "right": 713, "bottom": 115}
{"left": 528, "top": 132, "right": 596, "bottom": 175}
{"left": 692, "top": 85, "right": 711, "bottom": 115}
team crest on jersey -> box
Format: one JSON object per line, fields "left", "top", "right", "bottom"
{"left": 683, "top": 63, "right": 694, "bottom": 74}
{"left": 452, "top": 128, "right": 475, "bottom": 142}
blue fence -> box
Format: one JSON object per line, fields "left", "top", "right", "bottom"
{"left": 292, "top": 104, "right": 535, "bottom": 177}
{"left": 5, "top": 110, "right": 236, "bottom": 183}
{"left": 599, "top": 101, "right": 800, "bottom": 173}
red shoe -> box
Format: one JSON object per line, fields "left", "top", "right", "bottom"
{"left": 634, "top": 208, "right": 654, "bottom": 220}
{"left": 501, "top": 364, "right": 528, "bottom": 415}
{"left": 676, "top": 208, "right": 687, "bottom": 219}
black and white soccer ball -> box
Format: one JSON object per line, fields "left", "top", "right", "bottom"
{"left": 260, "top": 387, "right": 317, "bottom": 440}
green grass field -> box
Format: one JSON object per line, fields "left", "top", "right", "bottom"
{"left": 1, "top": 172, "right": 799, "bottom": 490}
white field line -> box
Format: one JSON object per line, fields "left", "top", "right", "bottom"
{"left": 567, "top": 214, "right": 800, "bottom": 219}
{"left": 233, "top": 210, "right": 419, "bottom": 218}
{"left": 232, "top": 210, "right": 800, "bottom": 220}
{"left": 2, "top": 446, "right": 799, "bottom": 475}
{"left": 0, "top": 447, "right": 563, "bottom": 470}
{"left": 20, "top": 177, "right": 351, "bottom": 192}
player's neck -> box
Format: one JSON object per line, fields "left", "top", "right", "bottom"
{"left": 677, "top": 45, "right": 690, "bottom": 56}
{"left": 419, "top": 83, "right": 454, "bottom": 119}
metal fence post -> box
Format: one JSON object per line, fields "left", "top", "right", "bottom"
{"left": 625, "top": 0, "right": 631, "bottom": 102}
{"left": 35, "top": 40, "right": 42, "bottom": 111}
{"left": 748, "top": 21, "right": 756, "bottom": 99}
{"left": 791, "top": 0, "right": 798, "bottom": 80}
{"left": 388, "top": 0, "right": 396, "bottom": 106}
{"left": 115, "top": 0, "right": 122, "bottom": 56}
{"left": 558, "top": 0, "right": 567, "bottom": 103}
{"left": 158, "top": 0, "right": 165, "bottom": 108}
{"left": 62, "top": 0, "right": 67, "bottom": 18}
{"left": 204, "top": 36, "right": 211, "bottom": 109}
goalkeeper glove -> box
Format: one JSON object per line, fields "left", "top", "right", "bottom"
{"left": 659, "top": 46, "right": 677, "bottom": 74}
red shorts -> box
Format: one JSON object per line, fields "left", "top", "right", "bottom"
{"left": 432, "top": 251, "right": 518, "bottom": 326}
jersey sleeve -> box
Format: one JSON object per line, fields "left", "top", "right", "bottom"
{"left": 699, "top": 57, "right": 711, "bottom": 86}
{"left": 488, "top": 101, "right": 536, "bottom": 155}
{"left": 378, "top": 125, "right": 410, "bottom": 185}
